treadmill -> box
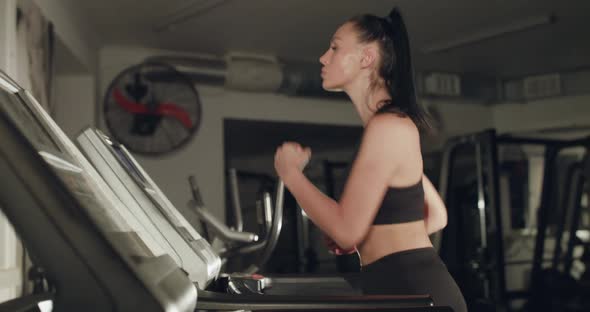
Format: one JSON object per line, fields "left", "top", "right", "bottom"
{"left": 0, "top": 72, "right": 194, "bottom": 311}
{"left": 75, "top": 128, "right": 220, "bottom": 288}
{"left": 77, "top": 127, "right": 363, "bottom": 297}
{"left": 0, "top": 70, "right": 452, "bottom": 311}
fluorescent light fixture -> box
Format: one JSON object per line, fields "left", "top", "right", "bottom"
{"left": 0, "top": 76, "right": 19, "bottom": 93}
{"left": 154, "top": 0, "right": 231, "bottom": 32}
{"left": 422, "top": 14, "right": 556, "bottom": 53}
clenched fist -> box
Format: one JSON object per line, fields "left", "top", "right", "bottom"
{"left": 274, "top": 142, "right": 311, "bottom": 180}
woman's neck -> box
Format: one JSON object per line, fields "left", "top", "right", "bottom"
{"left": 345, "top": 78, "right": 391, "bottom": 126}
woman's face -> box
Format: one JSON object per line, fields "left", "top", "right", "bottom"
{"left": 319, "top": 22, "right": 364, "bottom": 91}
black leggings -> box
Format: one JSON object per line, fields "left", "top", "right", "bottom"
{"left": 360, "top": 247, "right": 467, "bottom": 312}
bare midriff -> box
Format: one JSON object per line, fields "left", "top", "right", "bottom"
{"left": 357, "top": 220, "right": 432, "bottom": 266}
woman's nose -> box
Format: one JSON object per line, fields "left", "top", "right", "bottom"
{"left": 319, "top": 51, "right": 328, "bottom": 65}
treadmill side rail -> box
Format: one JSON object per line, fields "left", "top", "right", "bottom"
{"left": 196, "top": 290, "right": 439, "bottom": 310}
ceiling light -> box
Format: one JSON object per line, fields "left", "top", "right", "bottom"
{"left": 154, "top": 0, "right": 232, "bottom": 33}
{"left": 422, "top": 14, "right": 556, "bottom": 54}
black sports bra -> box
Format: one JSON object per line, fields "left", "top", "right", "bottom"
{"left": 373, "top": 179, "right": 424, "bottom": 224}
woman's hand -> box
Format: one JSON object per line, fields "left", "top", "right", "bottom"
{"left": 323, "top": 233, "right": 357, "bottom": 255}
{"left": 274, "top": 142, "right": 311, "bottom": 180}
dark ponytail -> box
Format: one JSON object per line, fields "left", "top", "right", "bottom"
{"left": 349, "top": 8, "right": 431, "bottom": 131}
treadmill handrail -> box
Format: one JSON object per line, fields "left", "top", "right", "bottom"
{"left": 187, "top": 175, "right": 285, "bottom": 273}
{"left": 228, "top": 168, "right": 244, "bottom": 231}
{"left": 196, "top": 289, "right": 439, "bottom": 311}
{"left": 242, "top": 180, "right": 284, "bottom": 273}
{"left": 264, "top": 180, "right": 284, "bottom": 264}
{"left": 187, "top": 199, "right": 259, "bottom": 243}
{"left": 218, "top": 189, "right": 276, "bottom": 258}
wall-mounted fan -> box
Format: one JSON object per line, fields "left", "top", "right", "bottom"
{"left": 103, "top": 62, "right": 201, "bottom": 156}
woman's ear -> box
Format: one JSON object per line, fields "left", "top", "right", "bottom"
{"left": 360, "top": 46, "right": 378, "bottom": 69}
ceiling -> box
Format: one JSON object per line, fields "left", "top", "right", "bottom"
{"left": 72, "top": 0, "right": 590, "bottom": 77}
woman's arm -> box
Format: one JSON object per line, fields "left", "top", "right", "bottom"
{"left": 276, "top": 114, "right": 418, "bottom": 250}
{"left": 422, "top": 175, "right": 448, "bottom": 234}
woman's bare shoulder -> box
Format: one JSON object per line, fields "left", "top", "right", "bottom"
{"left": 365, "top": 113, "right": 419, "bottom": 141}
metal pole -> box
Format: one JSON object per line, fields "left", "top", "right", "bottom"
{"left": 433, "top": 140, "right": 460, "bottom": 252}
{"left": 481, "top": 129, "right": 507, "bottom": 307}
{"left": 228, "top": 168, "right": 243, "bottom": 232}
{"left": 552, "top": 162, "right": 582, "bottom": 269}
{"left": 529, "top": 146, "right": 558, "bottom": 308}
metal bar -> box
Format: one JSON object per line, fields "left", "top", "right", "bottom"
{"left": 564, "top": 151, "right": 589, "bottom": 273}
{"left": 228, "top": 168, "right": 243, "bottom": 232}
{"left": 195, "top": 289, "right": 436, "bottom": 311}
{"left": 263, "top": 191, "right": 273, "bottom": 233}
{"left": 188, "top": 200, "right": 258, "bottom": 243}
{"left": 475, "top": 142, "right": 488, "bottom": 249}
{"left": 563, "top": 173, "right": 585, "bottom": 273}
{"left": 497, "top": 136, "right": 570, "bottom": 146}
{"left": 551, "top": 162, "right": 582, "bottom": 269}
{"left": 256, "top": 181, "right": 285, "bottom": 267}
{"left": 243, "top": 180, "right": 285, "bottom": 273}
{"left": 480, "top": 129, "right": 508, "bottom": 306}
{"left": 434, "top": 140, "right": 462, "bottom": 252}
{"left": 528, "top": 146, "right": 558, "bottom": 307}
{"left": 497, "top": 135, "right": 590, "bottom": 147}
{"left": 474, "top": 141, "right": 490, "bottom": 299}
